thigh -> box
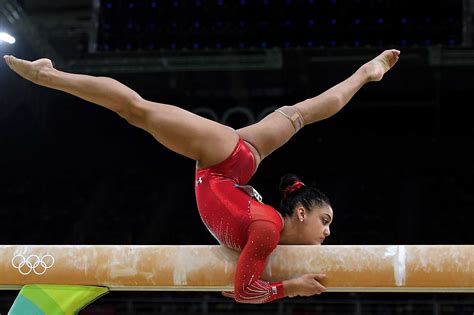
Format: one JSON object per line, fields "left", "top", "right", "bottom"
{"left": 236, "top": 111, "right": 295, "bottom": 162}
{"left": 134, "top": 99, "right": 239, "bottom": 168}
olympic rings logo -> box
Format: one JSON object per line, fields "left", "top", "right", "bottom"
{"left": 11, "top": 255, "right": 55, "bottom": 276}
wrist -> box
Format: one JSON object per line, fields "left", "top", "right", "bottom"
{"left": 283, "top": 278, "right": 298, "bottom": 298}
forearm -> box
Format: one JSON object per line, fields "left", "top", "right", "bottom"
{"left": 294, "top": 66, "right": 370, "bottom": 125}
{"left": 41, "top": 68, "right": 142, "bottom": 117}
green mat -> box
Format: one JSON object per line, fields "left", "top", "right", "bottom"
{"left": 9, "top": 284, "right": 109, "bottom": 315}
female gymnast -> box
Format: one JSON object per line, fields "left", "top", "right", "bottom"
{"left": 3, "top": 49, "right": 400, "bottom": 303}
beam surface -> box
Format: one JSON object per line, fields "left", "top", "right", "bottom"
{"left": 1, "top": 245, "right": 473, "bottom": 292}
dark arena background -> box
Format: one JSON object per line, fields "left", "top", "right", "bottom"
{"left": 1, "top": 0, "right": 473, "bottom": 314}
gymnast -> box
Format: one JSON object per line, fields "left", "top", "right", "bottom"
{"left": 3, "top": 49, "right": 400, "bottom": 303}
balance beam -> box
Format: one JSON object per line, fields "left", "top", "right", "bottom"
{"left": 1, "top": 245, "right": 473, "bottom": 292}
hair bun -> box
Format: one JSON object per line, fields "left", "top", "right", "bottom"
{"left": 279, "top": 173, "right": 301, "bottom": 195}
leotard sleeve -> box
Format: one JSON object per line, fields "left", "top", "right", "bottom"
{"left": 223, "top": 220, "right": 285, "bottom": 303}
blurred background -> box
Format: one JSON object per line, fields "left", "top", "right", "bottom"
{"left": 0, "top": 0, "right": 473, "bottom": 314}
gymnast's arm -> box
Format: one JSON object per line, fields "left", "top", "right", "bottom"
{"left": 225, "top": 220, "right": 326, "bottom": 303}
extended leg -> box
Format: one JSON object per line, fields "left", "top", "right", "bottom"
{"left": 3, "top": 55, "right": 238, "bottom": 168}
{"left": 237, "top": 49, "right": 400, "bottom": 162}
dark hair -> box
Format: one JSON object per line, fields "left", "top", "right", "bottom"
{"left": 278, "top": 173, "right": 331, "bottom": 217}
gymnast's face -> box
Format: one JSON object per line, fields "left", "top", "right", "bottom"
{"left": 295, "top": 204, "right": 333, "bottom": 245}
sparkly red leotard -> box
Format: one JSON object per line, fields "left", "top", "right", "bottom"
{"left": 195, "top": 138, "right": 285, "bottom": 304}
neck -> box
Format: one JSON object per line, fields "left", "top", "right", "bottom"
{"left": 278, "top": 214, "right": 298, "bottom": 245}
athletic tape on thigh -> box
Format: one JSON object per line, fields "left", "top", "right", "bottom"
{"left": 274, "top": 106, "right": 304, "bottom": 132}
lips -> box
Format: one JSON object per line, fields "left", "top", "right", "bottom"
{"left": 320, "top": 238, "right": 325, "bottom": 243}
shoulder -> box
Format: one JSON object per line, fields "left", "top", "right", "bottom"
{"left": 246, "top": 219, "right": 281, "bottom": 254}
{"left": 249, "top": 200, "right": 284, "bottom": 231}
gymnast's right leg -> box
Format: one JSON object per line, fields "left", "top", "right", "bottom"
{"left": 236, "top": 49, "right": 400, "bottom": 162}
{"left": 3, "top": 55, "right": 238, "bottom": 168}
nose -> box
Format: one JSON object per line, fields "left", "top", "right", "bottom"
{"left": 324, "top": 226, "right": 330, "bottom": 237}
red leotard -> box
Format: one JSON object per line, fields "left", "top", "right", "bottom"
{"left": 195, "top": 138, "right": 285, "bottom": 304}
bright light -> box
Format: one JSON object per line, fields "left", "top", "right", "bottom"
{"left": 0, "top": 32, "right": 16, "bottom": 44}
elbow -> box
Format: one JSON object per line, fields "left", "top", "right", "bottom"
{"left": 232, "top": 285, "right": 268, "bottom": 304}
{"left": 232, "top": 288, "right": 249, "bottom": 304}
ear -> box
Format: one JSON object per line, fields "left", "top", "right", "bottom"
{"left": 296, "top": 206, "right": 306, "bottom": 222}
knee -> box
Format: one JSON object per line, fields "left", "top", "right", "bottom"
{"left": 119, "top": 96, "right": 149, "bottom": 127}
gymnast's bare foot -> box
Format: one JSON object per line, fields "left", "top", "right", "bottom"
{"left": 363, "top": 49, "right": 400, "bottom": 82}
{"left": 3, "top": 55, "right": 54, "bottom": 86}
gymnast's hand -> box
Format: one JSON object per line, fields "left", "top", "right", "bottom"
{"left": 284, "top": 273, "right": 327, "bottom": 298}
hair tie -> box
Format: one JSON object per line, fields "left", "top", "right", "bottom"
{"left": 283, "top": 181, "right": 305, "bottom": 197}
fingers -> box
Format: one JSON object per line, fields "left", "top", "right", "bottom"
{"left": 312, "top": 273, "right": 326, "bottom": 281}
{"left": 296, "top": 274, "right": 328, "bottom": 296}
{"left": 312, "top": 280, "right": 327, "bottom": 295}
{"left": 300, "top": 274, "right": 327, "bottom": 295}
{"left": 311, "top": 273, "right": 327, "bottom": 295}
{"left": 306, "top": 280, "right": 326, "bottom": 295}
{"left": 314, "top": 282, "right": 327, "bottom": 294}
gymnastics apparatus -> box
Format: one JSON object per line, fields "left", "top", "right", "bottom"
{"left": 1, "top": 245, "right": 473, "bottom": 314}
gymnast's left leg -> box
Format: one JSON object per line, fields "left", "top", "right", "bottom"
{"left": 237, "top": 49, "right": 400, "bottom": 163}
{"left": 2, "top": 55, "right": 239, "bottom": 168}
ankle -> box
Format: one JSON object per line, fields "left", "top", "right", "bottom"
{"left": 37, "top": 67, "right": 55, "bottom": 87}
{"left": 357, "top": 64, "right": 374, "bottom": 83}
